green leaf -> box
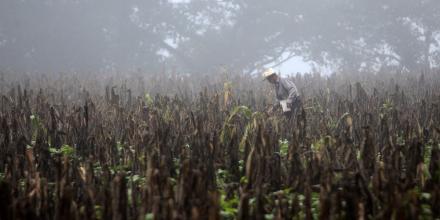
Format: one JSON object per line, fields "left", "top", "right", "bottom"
{"left": 145, "top": 213, "right": 154, "bottom": 220}
{"left": 49, "top": 147, "right": 60, "bottom": 155}
{"left": 229, "top": 106, "right": 252, "bottom": 121}
{"left": 421, "top": 192, "right": 431, "bottom": 200}
{"left": 220, "top": 193, "right": 239, "bottom": 218}
{"left": 279, "top": 139, "right": 289, "bottom": 157}
{"left": 240, "top": 176, "right": 248, "bottom": 185}
{"left": 144, "top": 93, "right": 154, "bottom": 107}
{"left": 60, "top": 144, "right": 75, "bottom": 157}
{"left": 264, "top": 214, "right": 274, "bottom": 220}
{"left": 94, "top": 205, "right": 103, "bottom": 220}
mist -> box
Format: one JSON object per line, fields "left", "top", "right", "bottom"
{"left": 0, "top": 0, "right": 439, "bottom": 74}
{"left": 2, "top": 1, "right": 440, "bottom": 219}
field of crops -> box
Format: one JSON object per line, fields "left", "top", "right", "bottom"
{"left": 0, "top": 70, "right": 439, "bottom": 219}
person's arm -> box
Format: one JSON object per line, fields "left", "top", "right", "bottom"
{"left": 281, "top": 78, "right": 298, "bottom": 103}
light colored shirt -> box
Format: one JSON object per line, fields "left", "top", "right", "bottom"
{"left": 274, "top": 77, "right": 298, "bottom": 103}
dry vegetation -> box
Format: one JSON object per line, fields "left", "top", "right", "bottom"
{"left": 0, "top": 70, "right": 439, "bottom": 219}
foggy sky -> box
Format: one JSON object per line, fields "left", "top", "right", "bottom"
{"left": 0, "top": 0, "right": 439, "bottom": 74}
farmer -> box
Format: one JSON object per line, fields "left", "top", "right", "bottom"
{"left": 263, "top": 68, "right": 301, "bottom": 117}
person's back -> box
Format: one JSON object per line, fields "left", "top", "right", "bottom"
{"left": 274, "top": 77, "right": 298, "bottom": 102}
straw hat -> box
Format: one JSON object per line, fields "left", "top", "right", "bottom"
{"left": 262, "top": 68, "right": 277, "bottom": 79}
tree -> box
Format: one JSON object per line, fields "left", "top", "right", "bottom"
{"left": 1, "top": 0, "right": 439, "bottom": 73}
{"left": 0, "top": 0, "right": 182, "bottom": 72}
{"left": 170, "top": 0, "right": 440, "bottom": 73}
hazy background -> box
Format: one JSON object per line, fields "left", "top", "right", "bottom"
{"left": 0, "top": 0, "right": 439, "bottom": 75}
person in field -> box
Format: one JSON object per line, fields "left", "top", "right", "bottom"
{"left": 263, "top": 68, "right": 301, "bottom": 118}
